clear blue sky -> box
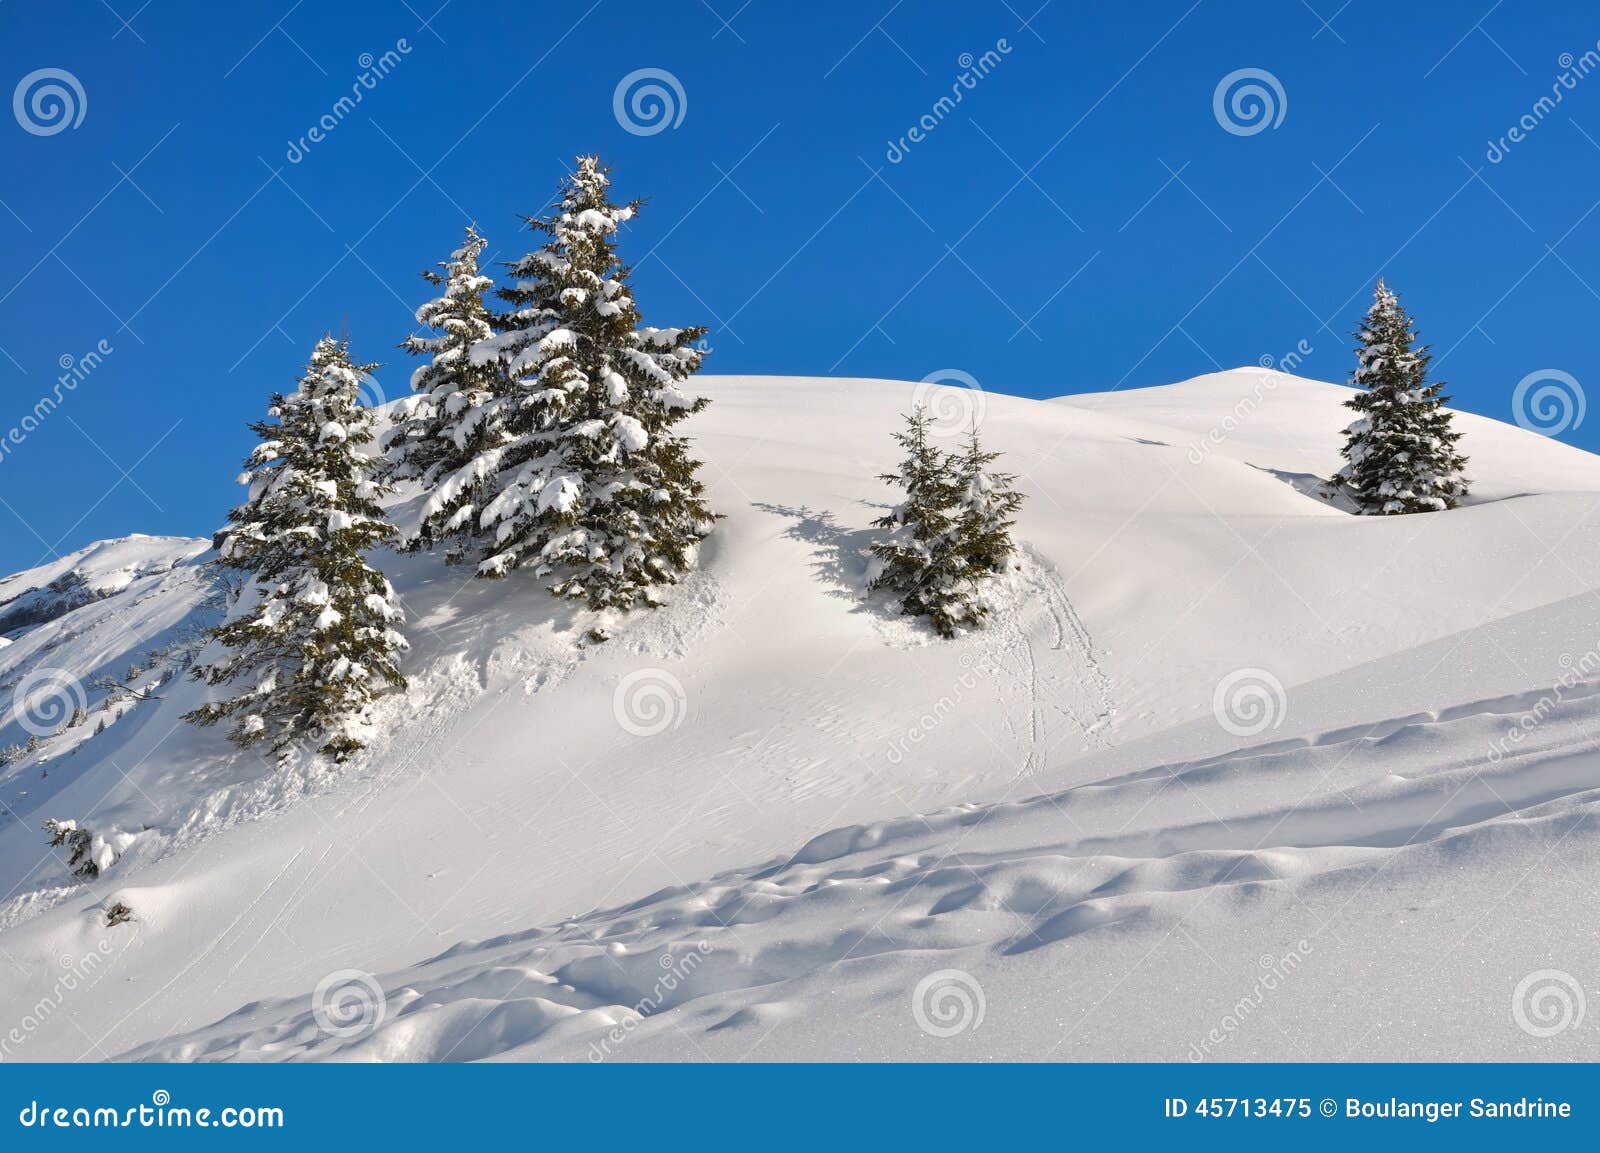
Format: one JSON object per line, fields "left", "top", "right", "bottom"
{"left": 3, "top": 0, "right": 1599, "bottom": 574}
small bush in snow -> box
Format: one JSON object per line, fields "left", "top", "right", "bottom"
{"left": 43, "top": 818, "right": 109, "bottom": 879}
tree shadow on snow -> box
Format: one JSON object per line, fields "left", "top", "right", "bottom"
{"left": 752, "top": 502, "right": 898, "bottom": 617}
{"left": 1246, "top": 462, "right": 1350, "bottom": 509}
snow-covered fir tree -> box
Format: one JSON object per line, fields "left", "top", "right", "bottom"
{"left": 385, "top": 225, "right": 509, "bottom": 555}
{"left": 187, "top": 335, "right": 408, "bottom": 760}
{"left": 1328, "top": 281, "right": 1468, "bottom": 514}
{"left": 953, "top": 425, "right": 1023, "bottom": 574}
{"left": 868, "top": 408, "right": 984, "bottom": 637}
{"left": 467, "top": 155, "right": 714, "bottom": 612}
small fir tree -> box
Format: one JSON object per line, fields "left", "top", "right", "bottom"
{"left": 187, "top": 335, "right": 408, "bottom": 760}
{"left": 868, "top": 408, "right": 983, "bottom": 637}
{"left": 1329, "top": 281, "right": 1468, "bottom": 514}
{"left": 386, "top": 225, "right": 509, "bottom": 554}
{"left": 953, "top": 425, "right": 1023, "bottom": 574}
{"left": 468, "top": 155, "right": 714, "bottom": 610}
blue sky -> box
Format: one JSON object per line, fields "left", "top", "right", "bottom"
{"left": 2, "top": 0, "right": 1599, "bottom": 573}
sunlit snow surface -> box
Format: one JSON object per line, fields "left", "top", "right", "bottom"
{"left": 3, "top": 371, "right": 1599, "bottom": 1061}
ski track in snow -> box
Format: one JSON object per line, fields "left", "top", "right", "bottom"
{"left": 993, "top": 545, "right": 1116, "bottom": 779}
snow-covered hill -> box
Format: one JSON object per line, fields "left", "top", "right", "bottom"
{"left": 3, "top": 369, "right": 1599, "bottom": 1061}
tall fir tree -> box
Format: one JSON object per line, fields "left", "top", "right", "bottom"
{"left": 386, "top": 225, "right": 509, "bottom": 555}
{"left": 953, "top": 425, "right": 1023, "bottom": 574}
{"left": 187, "top": 335, "right": 408, "bottom": 760}
{"left": 467, "top": 155, "right": 715, "bottom": 611}
{"left": 868, "top": 408, "right": 984, "bottom": 638}
{"left": 1329, "top": 281, "right": 1468, "bottom": 514}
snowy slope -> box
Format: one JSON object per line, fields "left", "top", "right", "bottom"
{"left": 3, "top": 370, "right": 1599, "bottom": 1061}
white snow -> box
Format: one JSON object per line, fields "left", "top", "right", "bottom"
{"left": 3, "top": 370, "right": 1600, "bottom": 1062}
